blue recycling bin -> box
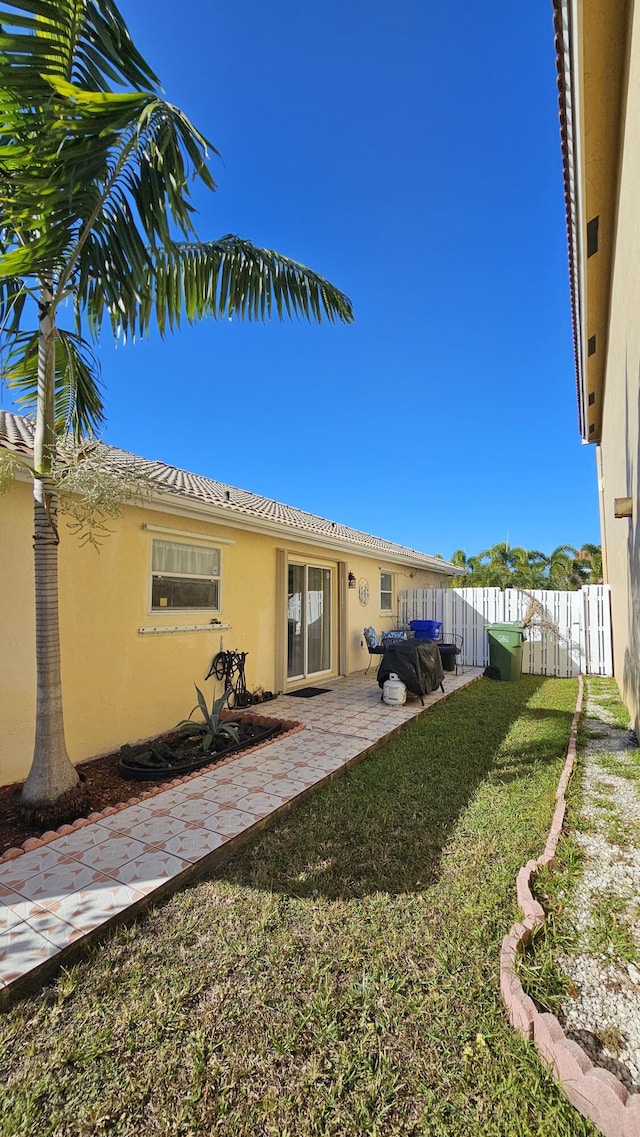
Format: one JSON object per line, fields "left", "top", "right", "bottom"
{"left": 409, "top": 619, "right": 442, "bottom": 640}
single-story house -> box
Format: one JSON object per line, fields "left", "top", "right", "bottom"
{"left": 553, "top": 0, "right": 640, "bottom": 736}
{"left": 0, "top": 410, "right": 461, "bottom": 785}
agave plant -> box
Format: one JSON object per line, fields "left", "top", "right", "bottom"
{"left": 178, "top": 687, "right": 241, "bottom": 753}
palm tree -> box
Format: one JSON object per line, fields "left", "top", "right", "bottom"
{"left": 449, "top": 543, "right": 601, "bottom": 591}
{"left": 477, "top": 542, "right": 514, "bottom": 589}
{"left": 579, "top": 543, "right": 603, "bottom": 583}
{"left": 450, "top": 549, "right": 470, "bottom": 583}
{"left": 546, "top": 545, "right": 582, "bottom": 590}
{"left": 0, "top": 0, "right": 353, "bottom": 818}
{"left": 508, "top": 547, "right": 549, "bottom": 589}
{"left": 448, "top": 550, "right": 486, "bottom": 587}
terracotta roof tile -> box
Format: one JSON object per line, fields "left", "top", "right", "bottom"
{"left": 0, "top": 411, "right": 460, "bottom": 573}
{"left": 552, "top": 0, "right": 584, "bottom": 436}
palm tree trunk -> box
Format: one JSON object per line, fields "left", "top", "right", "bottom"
{"left": 21, "top": 281, "right": 80, "bottom": 807}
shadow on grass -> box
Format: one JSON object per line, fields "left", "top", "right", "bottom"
{"left": 491, "top": 714, "right": 577, "bottom": 784}
{"left": 216, "top": 675, "right": 573, "bottom": 901}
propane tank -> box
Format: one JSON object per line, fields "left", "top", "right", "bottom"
{"left": 383, "top": 672, "right": 407, "bottom": 706}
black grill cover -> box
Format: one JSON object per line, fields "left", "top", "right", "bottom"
{"left": 377, "top": 639, "right": 444, "bottom": 697}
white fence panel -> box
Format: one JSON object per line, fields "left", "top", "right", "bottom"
{"left": 398, "top": 585, "right": 612, "bottom": 677}
{"left": 515, "top": 589, "right": 585, "bottom": 678}
{"left": 451, "top": 588, "right": 503, "bottom": 667}
{"left": 583, "top": 585, "right": 614, "bottom": 676}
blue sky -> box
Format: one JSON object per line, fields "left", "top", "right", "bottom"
{"left": 7, "top": 0, "right": 600, "bottom": 559}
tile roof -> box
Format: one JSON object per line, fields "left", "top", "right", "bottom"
{"left": 552, "top": 0, "right": 584, "bottom": 437}
{"left": 0, "top": 411, "right": 460, "bottom": 573}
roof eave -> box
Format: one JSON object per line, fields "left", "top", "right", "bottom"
{"left": 554, "top": 0, "right": 590, "bottom": 442}
{"left": 0, "top": 417, "right": 459, "bottom": 575}
{"left": 144, "top": 487, "right": 463, "bottom": 575}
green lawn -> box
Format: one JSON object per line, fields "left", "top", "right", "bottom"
{"left": 0, "top": 676, "right": 597, "bottom": 1136}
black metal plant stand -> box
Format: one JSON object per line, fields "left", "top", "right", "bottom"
{"left": 206, "top": 649, "right": 253, "bottom": 708}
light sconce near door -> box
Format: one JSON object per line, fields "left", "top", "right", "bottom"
{"left": 348, "top": 571, "right": 357, "bottom": 588}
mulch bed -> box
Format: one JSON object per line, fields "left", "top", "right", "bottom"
{"left": 0, "top": 712, "right": 302, "bottom": 859}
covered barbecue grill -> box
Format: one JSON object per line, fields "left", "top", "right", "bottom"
{"left": 376, "top": 639, "right": 444, "bottom": 703}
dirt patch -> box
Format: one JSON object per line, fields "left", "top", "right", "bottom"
{"left": 0, "top": 712, "right": 303, "bottom": 859}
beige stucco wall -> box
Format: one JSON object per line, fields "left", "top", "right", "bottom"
{"left": 579, "top": 0, "right": 630, "bottom": 441}
{"left": 597, "top": 0, "right": 640, "bottom": 737}
{"left": 0, "top": 478, "right": 446, "bottom": 785}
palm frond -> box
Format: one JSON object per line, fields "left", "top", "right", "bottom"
{"left": 0, "top": 273, "right": 28, "bottom": 334}
{"left": 3, "top": 326, "right": 104, "bottom": 436}
{"left": 78, "top": 230, "right": 354, "bottom": 336}
{"left": 90, "top": 236, "right": 354, "bottom": 340}
{"left": 0, "top": 88, "right": 218, "bottom": 303}
{"left": 0, "top": 0, "right": 158, "bottom": 94}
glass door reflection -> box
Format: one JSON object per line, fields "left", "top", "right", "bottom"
{"left": 287, "top": 563, "right": 305, "bottom": 679}
{"left": 287, "top": 563, "right": 332, "bottom": 680}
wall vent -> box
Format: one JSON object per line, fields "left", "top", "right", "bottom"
{"left": 587, "top": 216, "right": 599, "bottom": 257}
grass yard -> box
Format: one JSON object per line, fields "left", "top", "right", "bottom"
{"left": 0, "top": 676, "right": 597, "bottom": 1137}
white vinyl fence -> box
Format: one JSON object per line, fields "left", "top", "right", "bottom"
{"left": 398, "top": 585, "right": 613, "bottom": 678}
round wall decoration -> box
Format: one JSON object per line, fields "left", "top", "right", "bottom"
{"left": 358, "top": 578, "right": 370, "bottom": 606}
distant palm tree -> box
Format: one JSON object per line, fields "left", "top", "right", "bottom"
{"left": 477, "top": 543, "right": 513, "bottom": 589}
{"left": 449, "top": 549, "right": 485, "bottom": 586}
{"left": 0, "top": 0, "right": 354, "bottom": 817}
{"left": 546, "top": 545, "right": 590, "bottom": 590}
{"left": 509, "top": 548, "right": 549, "bottom": 589}
{"left": 579, "top": 543, "right": 604, "bottom": 583}
{"left": 448, "top": 543, "right": 600, "bottom": 591}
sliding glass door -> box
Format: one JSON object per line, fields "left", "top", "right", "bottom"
{"left": 287, "top": 563, "right": 332, "bottom": 680}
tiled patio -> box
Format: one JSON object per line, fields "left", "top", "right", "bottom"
{"left": 0, "top": 667, "right": 481, "bottom": 1001}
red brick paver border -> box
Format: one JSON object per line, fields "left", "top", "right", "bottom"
{"left": 0, "top": 713, "right": 304, "bottom": 864}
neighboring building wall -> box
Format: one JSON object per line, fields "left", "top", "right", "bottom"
{"left": 0, "top": 479, "right": 445, "bottom": 784}
{"left": 598, "top": 0, "right": 640, "bottom": 737}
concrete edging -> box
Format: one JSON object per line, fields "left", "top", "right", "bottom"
{"left": 500, "top": 674, "right": 640, "bottom": 1137}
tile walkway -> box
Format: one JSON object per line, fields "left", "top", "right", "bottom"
{"left": 0, "top": 667, "right": 482, "bottom": 999}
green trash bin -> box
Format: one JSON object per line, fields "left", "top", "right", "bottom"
{"left": 485, "top": 622, "right": 525, "bottom": 681}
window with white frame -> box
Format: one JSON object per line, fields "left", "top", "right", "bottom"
{"left": 380, "top": 571, "right": 393, "bottom": 612}
{"left": 151, "top": 540, "right": 220, "bottom": 611}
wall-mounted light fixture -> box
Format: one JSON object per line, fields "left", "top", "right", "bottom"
{"left": 348, "top": 571, "right": 357, "bottom": 588}
{"left": 614, "top": 497, "right": 633, "bottom": 518}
